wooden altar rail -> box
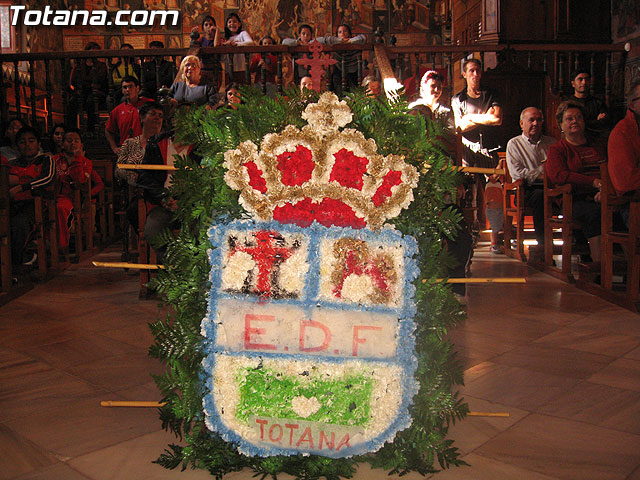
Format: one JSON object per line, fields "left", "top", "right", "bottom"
{"left": 1, "top": 41, "right": 628, "bottom": 129}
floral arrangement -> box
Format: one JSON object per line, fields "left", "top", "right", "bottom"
{"left": 150, "top": 87, "right": 467, "bottom": 479}
{"left": 202, "top": 94, "right": 423, "bottom": 458}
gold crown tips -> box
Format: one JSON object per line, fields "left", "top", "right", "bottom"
{"left": 301, "top": 92, "right": 353, "bottom": 136}
{"left": 222, "top": 94, "right": 418, "bottom": 229}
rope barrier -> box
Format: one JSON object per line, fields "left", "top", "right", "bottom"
{"left": 431, "top": 277, "right": 526, "bottom": 284}
{"left": 92, "top": 261, "right": 165, "bottom": 270}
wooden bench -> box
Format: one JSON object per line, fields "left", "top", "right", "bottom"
{"left": 0, "top": 165, "right": 12, "bottom": 292}
{"left": 599, "top": 163, "right": 640, "bottom": 310}
{"left": 543, "top": 174, "right": 577, "bottom": 283}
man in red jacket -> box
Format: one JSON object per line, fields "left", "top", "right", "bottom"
{"left": 608, "top": 79, "right": 640, "bottom": 197}
{"left": 9, "top": 126, "right": 55, "bottom": 265}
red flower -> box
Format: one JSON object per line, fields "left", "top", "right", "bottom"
{"left": 330, "top": 148, "right": 369, "bottom": 190}
{"left": 277, "top": 145, "right": 314, "bottom": 186}
{"left": 243, "top": 161, "right": 267, "bottom": 194}
{"left": 372, "top": 170, "right": 403, "bottom": 206}
{"left": 274, "top": 197, "right": 366, "bottom": 229}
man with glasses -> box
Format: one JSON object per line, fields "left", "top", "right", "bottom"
{"left": 506, "top": 107, "right": 557, "bottom": 249}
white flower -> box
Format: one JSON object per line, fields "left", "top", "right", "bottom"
{"left": 221, "top": 251, "right": 255, "bottom": 290}
{"left": 278, "top": 248, "right": 309, "bottom": 294}
{"left": 341, "top": 274, "right": 375, "bottom": 304}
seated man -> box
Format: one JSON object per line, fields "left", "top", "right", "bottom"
{"left": 137, "top": 132, "right": 189, "bottom": 254}
{"left": 505, "top": 107, "right": 557, "bottom": 248}
{"left": 54, "top": 128, "right": 104, "bottom": 252}
{"left": 105, "top": 76, "right": 152, "bottom": 156}
{"left": 8, "top": 126, "right": 55, "bottom": 265}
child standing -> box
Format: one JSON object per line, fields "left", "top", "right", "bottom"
{"left": 222, "top": 13, "right": 254, "bottom": 85}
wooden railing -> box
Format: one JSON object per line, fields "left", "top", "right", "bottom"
{"left": 0, "top": 41, "right": 629, "bottom": 132}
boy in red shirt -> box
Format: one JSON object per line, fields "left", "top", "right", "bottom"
{"left": 105, "top": 76, "right": 151, "bottom": 155}
{"left": 54, "top": 128, "right": 104, "bottom": 251}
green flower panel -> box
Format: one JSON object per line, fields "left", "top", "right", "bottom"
{"left": 235, "top": 367, "right": 373, "bottom": 427}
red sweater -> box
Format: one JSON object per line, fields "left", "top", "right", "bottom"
{"left": 54, "top": 153, "right": 104, "bottom": 198}
{"left": 608, "top": 109, "right": 640, "bottom": 195}
{"left": 545, "top": 138, "right": 604, "bottom": 194}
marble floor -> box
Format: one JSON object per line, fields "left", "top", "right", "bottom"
{"left": 1, "top": 246, "right": 639, "bottom": 480}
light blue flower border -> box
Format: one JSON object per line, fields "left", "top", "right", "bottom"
{"left": 201, "top": 219, "right": 420, "bottom": 458}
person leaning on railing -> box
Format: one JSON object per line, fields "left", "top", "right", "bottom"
{"left": 249, "top": 36, "right": 278, "bottom": 91}
{"left": 193, "top": 15, "right": 222, "bottom": 90}
{"left": 221, "top": 13, "right": 254, "bottom": 85}
{"left": 321, "top": 24, "right": 366, "bottom": 96}
{"left": 282, "top": 24, "right": 314, "bottom": 85}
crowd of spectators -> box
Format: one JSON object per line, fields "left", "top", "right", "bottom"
{"left": 2, "top": 23, "right": 638, "bottom": 301}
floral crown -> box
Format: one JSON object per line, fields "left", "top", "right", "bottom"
{"left": 224, "top": 92, "right": 419, "bottom": 229}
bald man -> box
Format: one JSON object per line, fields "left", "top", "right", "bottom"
{"left": 505, "top": 106, "right": 557, "bottom": 248}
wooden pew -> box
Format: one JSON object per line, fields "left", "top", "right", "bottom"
{"left": 499, "top": 151, "right": 535, "bottom": 262}
{"left": 137, "top": 197, "right": 157, "bottom": 299}
{"left": 543, "top": 173, "right": 577, "bottom": 283}
{"left": 599, "top": 163, "right": 640, "bottom": 311}
{"left": 33, "top": 184, "right": 60, "bottom": 278}
{"left": 0, "top": 165, "right": 12, "bottom": 292}
{"left": 92, "top": 159, "right": 115, "bottom": 244}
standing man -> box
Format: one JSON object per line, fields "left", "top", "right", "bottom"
{"left": 140, "top": 41, "right": 177, "bottom": 100}
{"left": 105, "top": 76, "right": 151, "bottom": 156}
{"left": 452, "top": 58, "right": 503, "bottom": 168}
{"left": 567, "top": 69, "right": 609, "bottom": 138}
{"left": 506, "top": 107, "right": 557, "bottom": 248}
{"left": 451, "top": 58, "right": 503, "bottom": 227}
{"left": 608, "top": 78, "right": 640, "bottom": 201}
